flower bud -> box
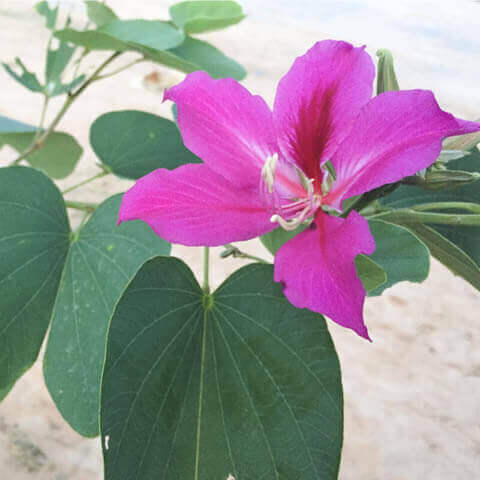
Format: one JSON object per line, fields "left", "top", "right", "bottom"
{"left": 376, "top": 49, "right": 399, "bottom": 94}
{"left": 404, "top": 168, "right": 480, "bottom": 190}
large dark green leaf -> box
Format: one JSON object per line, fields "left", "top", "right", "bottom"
{"left": 170, "top": 0, "right": 245, "bottom": 34}
{"left": 355, "top": 255, "right": 387, "bottom": 294}
{"left": 0, "top": 167, "right": 70, "bottom": 400}
{"left": 367, "top": 219, "right": 430, "bottom": 295}
{"left": 382, "top": 150, "right": 480, "bottom": 289}
{"left": 102, "top": 259, "right": 343, "bottom": 480}
{"left": 90, "top": 110, "right": 200, "bottom": 179}
{"left": 44, "top": 194, "right": 171, "bottom": 437}
{"left": 0, "top": 129, "right": 82, "bottom": 179}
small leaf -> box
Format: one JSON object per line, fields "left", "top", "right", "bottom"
{"left": 355, "top": 255, "right": 387, "bottom": 294}
{"left": 35, "top": 0, "right": 58, "bottom": 30}
{"left": 44, "top": 194, "right": 171, "bottom": 437}
{"left": 170, "top": 0, "right": 245, "bottom": 34}
{"left": 101, "top": 260, "right": 343, "bottom": 479}
{"left": 98, "top": 20, "right": 185, "bottom": 51}
{"left": 3, "top": 58, "right": 44, "bottom": 93}
{"left": 142, "top": 36, "right": 246, "bottom": 80}
{"left": 367, "top": 219, "right": 430, "bottom": 295}
{"left": 91, "top": 110, "right": 200, "bottom": 179}
{"left": 260, "top": 224, "right": 308, "bottom": 256}
{"left": 55, "top": 28, "right": 131, "bottom": 52}
{"left": 0, "top": 130, "right": 82, "bottom": 179}
{"left": 86, "top": 1, "right": 118, "bottom": 26}
{"left": 376, "top": 49, "right": 399, "bottom": 94}
{"left": 0, "top": 167, "right": 70, "bottom": 400}
{"left": 398, "top": 223, "right": 480, "bottom": 291}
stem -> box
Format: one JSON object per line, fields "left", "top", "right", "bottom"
{"left": 94, "top": 58, "right": 145, "bottom": 80}
{"left": 202, "top": 247, "right": 210, "bottom": 293}
{"left": 62, "top": 170, "right": 109, "bottom": 194}
{"left": 410, "top": 202, "right": 480, "bottom": 214}
{"left": 11, "top": 52, "right": 122, "bottom": 166}
{"left": 222, "top": 244, "right": 270, "bottom": 264}
{"left": 65, "top": 200, "right": 98, "bottom": 212}
{"left": 370, "top": 209, "right": 480, "bottom": 226}
{"left": 35, "top": 95, "right": 50, "bottom": 141}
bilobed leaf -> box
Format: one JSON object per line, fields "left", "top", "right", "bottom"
{"left": 355, "top": 255, "right": 387, "bottom": 294}
{"left": 90, "top": 110, "right": 200, "bottom": 180}
{"left": 170, "top": 0, "right": 245, "bottom": 34}
{"left": 101, "top": 260, "right": 343, "bottom": 480}
{"left": 3, "top": 58, "right": 43, "bottom": 93}
{"left": 46, "top": 42, "right": 75, "bottom": 85}
{"left": 44, "top": 194, "right": 171, "bottom": 437}
{"left": 98, "top": 20, "right": 184, "bottom": 51}
{"left": 367, "top": 219, "right": 430, "bottom": 295}
{"left": 260, "top": 224, "right": 308, "bottom": 256}
{"left": 35, "top": 0, "right": 58, "bottom": 30}
{"left": 86, "top": 1, "right": 118, "bottom": 26}
{"left": 0, "top": 167, "right": 70, "bottom": 400}
{"left": 382, "top": 149, "right": 480, "bottom": 290}
{"left": 0, "top": 131, "right": 82, "bottom": 179}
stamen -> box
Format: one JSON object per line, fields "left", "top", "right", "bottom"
{"left": 270, "top": 203, "right": 312, "bottom": 231}
{"left": 261, "top": 153, "right": 278, "bottom": 193}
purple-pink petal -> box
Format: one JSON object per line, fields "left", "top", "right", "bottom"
{"left": 273, "top": 210, "right": 375, "bottom": 339}
{"left": 273, "top": 40, "right": 375, "bottom": 181}
{"left": 118, "top": 164, "right": 275, "bottom": 246}
{"left": 326, "top": 89, "right": 480, "bottom": 209}
{"left": 164, "top": 71, "right": 278, "bottom": 187}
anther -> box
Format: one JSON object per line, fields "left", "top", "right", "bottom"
{"left": 261, "top": 153, "right": 278, "bottom": 193}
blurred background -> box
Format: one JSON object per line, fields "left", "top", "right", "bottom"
{"left": 1, "top": 0, "right": 479, "bottom": 478}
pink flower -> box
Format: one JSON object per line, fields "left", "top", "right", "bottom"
{"left": 118, "top": 40, "right": 480, "bottom": 339}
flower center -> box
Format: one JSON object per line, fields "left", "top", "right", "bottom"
{"left": 261, "top": 153, "right": 321, "bottom": 231}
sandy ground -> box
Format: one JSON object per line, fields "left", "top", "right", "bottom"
{"left": 1, "top": 0, "right": 480, "bottom": 478}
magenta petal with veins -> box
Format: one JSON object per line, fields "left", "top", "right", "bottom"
{"left": 118, "top": 40, "right": 480, "bottom": 338}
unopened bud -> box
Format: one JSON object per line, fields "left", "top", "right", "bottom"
{"left": 376, "top": 49, "right": 399, "bottom": 94}
{"left": 404, "top": 169, "right": 480, "bottom": 190}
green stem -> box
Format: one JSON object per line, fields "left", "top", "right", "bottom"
{"left": 11, "top": 52, "right": 122, "bottom": 166}
{"left": 202, "top": 247, "right": 210, "bottom": 293}
{"left": 65, "top": 200, "right": 98, "bottom": 212}
{"left": 62, "top": 170, "right": 109, "bottom": 194}
{"left": 222, "top": 244, "right": 270, "bottom": 264}
{"left": 410, "top": 202, "right": 480, "bottom": 214}
{"left": 94, "top": 57, "right": 145, "bottom": 80}
{"left": 34, "top": 94, "right": 50, "bottom": 141}
{"left": 371, "top": 209, "right": 480, "bottom": 226}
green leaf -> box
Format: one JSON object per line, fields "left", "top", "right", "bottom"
{"left": 55, "top": 28, "right": 131, "bottom": 52}
{"left": 398, "top": 223, "right": 480, "bottom": 291}
{"left": 35, "top": 0, "right": 58, "bottom": 30}
{"left": 0, "top": 167, "right": 70, "bottom": 400}
{"left": 101, "top": 260, "right": 343, "bottom": 480}
{"left": 98, "top": 20, "right": 184, "bottom": 51}
{"left": 44, "top": 194, "right": 171, "bottom": 437}
{"left": 260, "top": 224, "right": 308, "bottom": 256}
{"left": 382, "top": 149, "right": 480, "bottom": 289}
{"left": 367, "top": 219, "right": 430, "bottom": 295}
{"left": 0, "top": 130, "right": 82, "bottom": 179}
{"left": 355, "top": 255, "right": 387, "bottom": 294}
{"left": 45, "top": 41, "right": 85, "bottom": 97}
{"left": 141, "top": 36, "right": 246, "bottom": 80}
{"left": 3, "top": 58, "right": 43, "bottom": 93}
{"left": 90, "top": 110, "right": 200, "bottom": 180}
{"left": 170, "top": 0, "right": 245, "bottom": 34}
{"left": 86, "top": 1, "right": 118, "bottom": 26}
